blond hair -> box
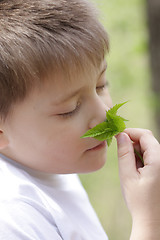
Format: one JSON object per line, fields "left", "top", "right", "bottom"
{"left": 0, "top": 0, "right": 109, "bottom": 120}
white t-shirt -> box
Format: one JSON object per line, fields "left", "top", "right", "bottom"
{"left": 0, "top": 154, "right": 108, "bottom": 240}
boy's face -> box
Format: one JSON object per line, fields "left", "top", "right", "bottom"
{"left": 0, "top": 60, "right": 112, "bottom": 173}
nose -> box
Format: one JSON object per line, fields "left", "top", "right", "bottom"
{"left": 88, "top": 96, "right": 110, "bottom": 129}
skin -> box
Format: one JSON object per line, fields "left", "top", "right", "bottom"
{"left": 0, "top": 60, "right": 112, "bottom": 174}
{"left": 117, "top": 128, "right": 160, "bottom": 239}
{"left": 1, "top": 59, "right": 160, "bottom": 238}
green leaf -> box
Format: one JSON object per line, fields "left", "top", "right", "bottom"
{"left": 106, "top": 101, "right": 128, "bottom": 117}
{"left": 80, "top": 101, "right": 128, "bottom": 146}
{"left": 93, "top": 128, "right": 119, "bottom": 141}
{"left": 80, "top": 122, "right": 110, "bottom": 138}
{"left": 107, "top": 138, "right": 112, "bottom": 147}
{"left": 112, "top": 116, "right": 126, "bottom": 132}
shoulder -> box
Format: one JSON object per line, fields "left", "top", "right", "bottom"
{"left": 0, "top": 200, "right": 62, "bottom": 240}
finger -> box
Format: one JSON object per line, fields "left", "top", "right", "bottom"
{"left": 125, "top": 128, "right": 160, "bottom": 165}
{"left": 133, "top": 142, "right": 141, "bottom": 153}
{"left": 134, "top": 148, "right": 144, "bottom": 169}
{"left": 125, "top": 128, "right": 159, "bottom": 152}
{"left": 116, "top": 132, "right": 139, "bottom": 180}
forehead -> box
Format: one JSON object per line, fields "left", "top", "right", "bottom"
{"left": 48, "top": 58, "right": 106, "bottom": 85}
{"left": 27, "top": 59, "right": 106, "bottom": 107}
{"left": 46, "top": 59, "right": 106, "bottom": 89}
{"left": 4, "top": 59, "right": 107, "bottom": 122}
{"left": 47, "top": 59, "right": 106, "bottom": 102}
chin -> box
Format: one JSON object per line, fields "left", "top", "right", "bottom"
{"left": 81, "top": 156, "right": 107, "bottom": 174}
{"left": 92, "top": 158, "right": 107, "bottom": 172}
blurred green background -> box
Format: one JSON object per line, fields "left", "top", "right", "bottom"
{"left": 79, "top": 0, "right": 157, "bottom": 239}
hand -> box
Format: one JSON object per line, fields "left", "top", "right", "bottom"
{"left": 116, "top": 128, "right": 160, "bottom": 239}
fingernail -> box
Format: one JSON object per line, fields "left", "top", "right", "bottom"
{"left": 117, "top": 133, "right": 127, "bottom": 146}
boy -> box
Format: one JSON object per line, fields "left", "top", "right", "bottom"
{"left": 0, "top": 0, "right": 160, "bottom": 239}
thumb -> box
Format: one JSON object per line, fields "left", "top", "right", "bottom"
{"left": 116, "top": 132, "right": 138, "bottom": 179}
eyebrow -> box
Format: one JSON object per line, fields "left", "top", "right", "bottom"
{"left": 55, "top": 88, "right": 82, "bottom": 105}
{"left": 55, "top": 63, "right": 108, "bottom": 104}
{"left": 100, "top": 63, "right": 107, "bottom": 77}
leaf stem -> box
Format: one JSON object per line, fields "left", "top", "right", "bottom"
{"left": 134, "top": 149, "right": 144, "bottom": 165}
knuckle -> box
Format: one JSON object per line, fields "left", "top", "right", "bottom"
{"left": 118, "top": 148, "right": 130, "bottom": 160}
{"left": 145, "top": 129, "right": 153, "bottom": 136}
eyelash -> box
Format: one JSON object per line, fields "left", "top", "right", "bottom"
{"left": 58, "top": 102, "right": 81, "bottom": 118}
{"left": 58, "top": 82, "right": 108, "bottom": 119}
{"left": 96, "top": 82, "right": 108, "bottom": 92}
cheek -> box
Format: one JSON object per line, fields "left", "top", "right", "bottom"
{"left": 45, "top": 126, "right": 82, "bottom": 156}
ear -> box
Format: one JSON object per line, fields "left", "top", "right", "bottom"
{"left": 0, "top": 129, "right": 9, "bottom": 150}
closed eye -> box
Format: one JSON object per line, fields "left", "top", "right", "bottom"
{"left": 96, "top": 82, "right": 109, "bottom": 92}
{"left": 57, "top": 102, "right": 81, "bottom": 118}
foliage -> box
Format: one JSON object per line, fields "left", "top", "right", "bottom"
{"left": 81, "top": 102, "right": 128, "bottom": 146}
{"left": 79, "top": 0, "right": 156, "bottom": 239}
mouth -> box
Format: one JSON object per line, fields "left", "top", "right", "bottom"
{"left": 87, "top": 141, "right": 107, "bottom": 151}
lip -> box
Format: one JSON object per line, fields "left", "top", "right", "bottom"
{"left": 87, "top": 141, "right": 107, "bottom": 151}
